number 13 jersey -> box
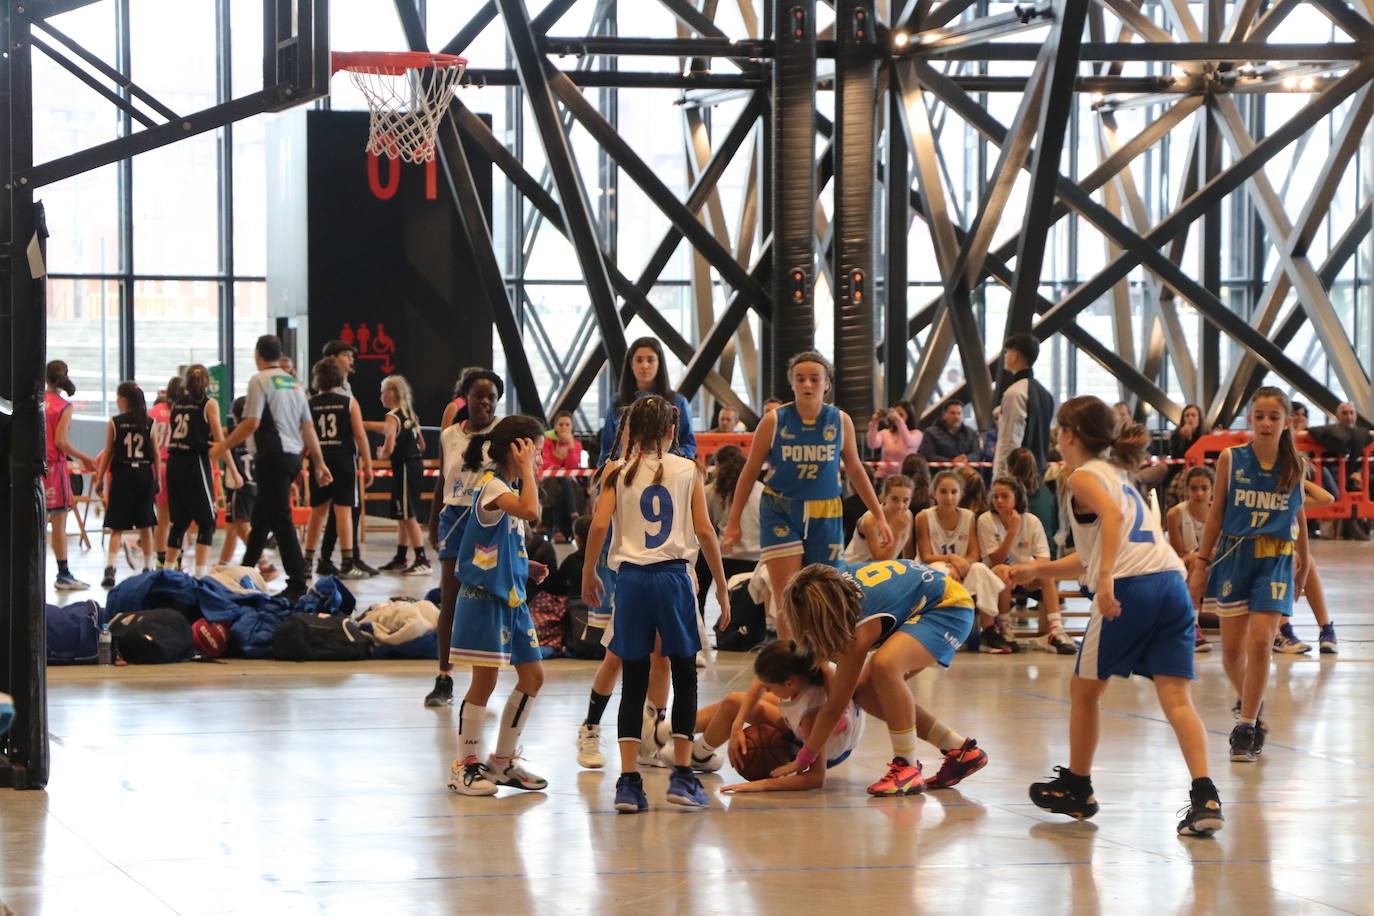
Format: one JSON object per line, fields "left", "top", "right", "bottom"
{"left": 1067, "top": 458, "right": 1183, "bottom": 584}
{"left": 610, "top": 452, "right": 699, "bottom": 570}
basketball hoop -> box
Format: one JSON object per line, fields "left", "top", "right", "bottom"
{"left": 331, "top": 51, "right": 468, "bottom": 164}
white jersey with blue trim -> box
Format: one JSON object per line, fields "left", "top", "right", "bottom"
{"left": 609, "top": 453, "right": 699, "bottom": 570}
{"left": 1068, "top": 459, "right": 1183, "bottom": 584}
{"left": 920, "top": 506, "right": 975, "bottom": 558}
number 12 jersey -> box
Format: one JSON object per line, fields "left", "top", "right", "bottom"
{"left": 609, "top": 452, "right": 699, "bottom": 570}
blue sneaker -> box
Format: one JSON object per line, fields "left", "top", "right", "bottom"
{"left": 614, "top": 773, "right": 648, "bottom": 814}
{"left": 1319, "top": 622, "right": 1338, "bottom": 654}
{"left": 54, "top": 572, "right": 89, "bottom": 591}
{"left": 665, "top": 766, "right": 709, "bottom": 807}
{"left": 0, "top": 692, "right": 13, "bottom": 736}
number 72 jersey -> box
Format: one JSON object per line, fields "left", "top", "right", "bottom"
{"left": 609, "top": 453, "right": 701, "bottom": 570}
{"left": 1066, "top": 458, "right": 1184, "bottom": 584}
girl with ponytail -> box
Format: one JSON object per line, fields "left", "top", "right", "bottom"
{"left": 94, "top": 382, "right": 159, "bottom": 587}
{"left": 1188, "top": 386, "right": 1309, "bottom": 766}
{"left": 44, "top": 360, "right": 97, "bottom": 590}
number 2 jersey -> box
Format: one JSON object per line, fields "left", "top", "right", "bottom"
{"left": 608, "top": 452, "right": 699, "bottom": 570}
{"left": 765, "top": 402, "right": 843, "bottom": 501}
{"left": 1067, "top": 459, "right": 1183, "bottom": 584}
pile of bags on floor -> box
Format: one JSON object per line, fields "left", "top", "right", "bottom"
{"left": 44, "top": 566, "right": 443, "bottom": 664}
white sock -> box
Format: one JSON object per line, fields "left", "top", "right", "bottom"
{"left": 458, "top": 700, "right": 486, "bottom": 762}
{"left": 693, "top": 735, "right": 716, "bottom": 757}
{"left": 1045, "top": 610, "right": 1063, "bottom": 634}
{"left": 889, "top": 726, "right": 919, "bottom": 760}
{"left": 924, "top": 720, "right": 965, "bottom": 753}
{"left": 494, "top": 691, "right": 537, "bottom": 760}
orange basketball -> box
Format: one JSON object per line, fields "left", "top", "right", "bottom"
{"left": 735, "top": 723, "right": 796, "bottom": 781}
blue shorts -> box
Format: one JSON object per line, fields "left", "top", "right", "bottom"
{"left": 607, "top": 560, "right": 699, "bottom": 661}
{"left": 1077, "top": 570, "right": 1195, "bottom": 680}
{"left": 887, "top": 603, "right": 975, "bottom": 668}
{"left": 1202, "top": 534, "right": 1295, "bottom": 617}
{"left": 759, "top": 489, "right": 844, "bottom": 567}
{"left": 449, "top": 586, "right": 541, "bottom": 668}
{"left": 436, "top": 503, "right": 470, "bottom": 561}
{"left": 588, "top": 562, "right": 615, "bottom": 629}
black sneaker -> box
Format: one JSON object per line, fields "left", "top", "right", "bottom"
{"left": 315, "top": 557, "right": 340, "bottom": 577}
{"left": 349, "top": 556, "right": 380, "bottom": 577}
{"left": 425, "top": 674, "right": 454, "bottom": 708}
{"left": 1177, "top": 789, "right": 1224, "bottom": 837}
{"left": 1229, "top": 723, "right": 1258, "bottom": 762}
{"left": 378, "top": 556, "right": 409, "bottom": 572}
{"left": 1029, "top": 766, "right": 1099, "bottom": 819}
{"left": 1253, "top": 718, "right": 1268, "bottom": 757}
{"left": 279, "top": 582, "right": 309, "bottom": 603}
{"left": 100, "top": 566, "right": 116, "bottom": 589}
{"left": 979, "top": 626, "right": 1016, "bottom": 654}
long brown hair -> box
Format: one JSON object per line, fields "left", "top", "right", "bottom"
{"left": 463, "top": 415, "right": 544, "bottom": 473}
{"left": 1007, "top": 447, "right": 1041, "bottom": 495}
{"left": 780, "top": 564, "right": 864, "bottom": 662}
{"left": 181, "top": 364, "right": 210, "bottom": 404}
{"left": 1056, "top": 395, "right": 1148, "bottom": 470}
{"left": 45, "top": 360, "right": 75, "bottom": 396}
{"left": 616, "top": 337, "right": 675, "bottom": 409}
{"left": 1251, "top": 386, "right": 1304, "bottom": 494}
{"left": 956, "top": 466, "right": 987, "bottom": 515}
{"left": 606, "top": 395, "right": 678, "bottom": 489}
{"left": 712, "top": 443, "right": 746, "bottom": 502}
{"left": 900, "top": 454, "right": 931, "bottom": 508}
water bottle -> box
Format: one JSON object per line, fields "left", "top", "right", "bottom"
{"left": 97, "top": 624, "right": 113, "bottom": 666}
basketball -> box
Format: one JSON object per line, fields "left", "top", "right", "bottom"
{"left": 735, "top": 723, "right": 797, "bottom": 781}
{"left": 191, "top": 620, "right": 230, "bottom": 658}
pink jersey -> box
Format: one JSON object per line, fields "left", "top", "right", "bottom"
{"left": 44, "top": 390, "right": 69, "bottom": 467}
{"left": 44, "top": 390, "right": 74, "bottom": 511}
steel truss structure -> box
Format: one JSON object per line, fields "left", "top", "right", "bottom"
{"left": 4, "top": 0, "right": 1373, "bottom": 787}
{"left": 385, "top": 0, "right": 1374, "bottom": 432}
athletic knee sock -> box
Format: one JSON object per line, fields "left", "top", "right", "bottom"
{"left": 458, "top": 700, "right": 487, "bottom": 762}
{"left": 923, "top": 720, "right": 966, "bottom": 753}
{"left": 493, "top": 691, "right": 537, "bottom": 760}
{"left": 585, "top": 689, "right": 611, "bottom": 726}
{"left": 889, "top": 727, "right": 919, "bottom": 761}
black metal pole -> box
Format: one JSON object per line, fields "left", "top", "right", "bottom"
{"left": 884, "top": 85, "right": 910, "bottom": 406}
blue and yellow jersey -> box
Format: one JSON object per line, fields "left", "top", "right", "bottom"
{"left": 843, "top": 560, "right": 973, "bottom": 644}
{"left": 765, "top": 402, "right": 844, "bottom": 501}
{"left": 457, "top": 473, "right": 530, "bottom": 607}
{"left": 1222, "top": 444, "right": 1302, "bottom": 546}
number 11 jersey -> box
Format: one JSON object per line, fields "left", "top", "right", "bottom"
{"left": 1067, "top": 458, "right": 1183, "bottom": 584}
{"left": 609, "top": 452, "right": 699, "bottom": 570}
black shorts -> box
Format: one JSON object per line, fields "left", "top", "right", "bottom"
{"left": 312, "top": 453, "right": 358, "bottom": 508}
{"left": 104, "top": 464, "right": 157, "bottom": 531}
{"left": 166, "top": 454, "right": 217, "bottom": 545}
{"left": 227, "top": 483, "right": 256, "bottom": 523}
{"left": 390, "top": 458, "right": 425, "bottom": 520}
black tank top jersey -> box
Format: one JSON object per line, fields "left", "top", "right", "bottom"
{"left": 310, "top": 391, "right": 355, "bottom": 457}
{"left": 168, "top": 399, "right": 211, "bottom": 455}
{"left": 111, "top": 413, "right": 154, "bottom": 470}
{"left": 389, "top": 409, "right": 421, "bottom": 461}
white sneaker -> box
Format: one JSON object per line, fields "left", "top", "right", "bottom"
{"left": 577, "top": 723, "right": 605, "bottom": 769}
{"left": 691, "top": 746, "right": 724, "bottom": 773}
{"left": 487, "top": 752, "right": 548, "bottom": 790}
{"left": 447, "top": 756, "right": 498, "bottom": 796}
{"left": 638, "top": 708, "right": 670, "bottom": 768}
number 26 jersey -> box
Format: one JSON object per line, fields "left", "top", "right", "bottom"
{"left": 609, "top": 452, "right": 699, "bottom": 570}
{"left": 1067, "top": 458, "right": 1183, "bottom": 584}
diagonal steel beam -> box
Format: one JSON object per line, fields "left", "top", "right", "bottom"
{"left": 1005, "top": 0, "right": 1091, "bottom": 336}
{"left": 441, "top": 1, "right": 497, "bottom": 56}
{"left": 495, "top": 0, "right": 628, "bottom": 376}
{"left": 1211, "top": 92, "right": 1372, "bottom": 412}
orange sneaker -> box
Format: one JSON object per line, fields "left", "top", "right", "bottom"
{"left": 867, "top": 757, "right": 925, "bottom": 796}
{"left": 926, "top": 738, "right": 989, "bottom": 789}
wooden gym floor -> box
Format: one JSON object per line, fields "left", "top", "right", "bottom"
{"left": 3, "top": 535, "right": 1373, "bottom": 914}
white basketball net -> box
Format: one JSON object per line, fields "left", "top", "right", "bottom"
{"left": 345, "top": 63, "right": 466, "bottom": 163}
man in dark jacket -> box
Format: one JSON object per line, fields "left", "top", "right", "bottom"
{"left": 993, "top": 332, "right": 1055, "bottom": 477}
{"left": 920, "top": 401, "right": 983, "bottom": 464}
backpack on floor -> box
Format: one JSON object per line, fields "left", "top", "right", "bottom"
{"left": 46, "top": 600, "right": 102, "bottom": 664}
{"left": 272, "top": 613, "right": 372, "bottom": 662}
{"left": 562, "top": 598, "right": 606, "bottom": 660}
{"left": 109, "top": 608, "right": 194, "bottom": 664}
{"left": 715, "top": 579, "right": 767, "bottom": 652}
{"left": 528, "top": 592, "right": 567, "bottom": 656}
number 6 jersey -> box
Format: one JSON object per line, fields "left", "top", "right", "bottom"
{"left": 1067, "top": 458, "right": 1183, "bottom": 584}
{"left": 609, "top": 452, "right": 699, "bottom": 570}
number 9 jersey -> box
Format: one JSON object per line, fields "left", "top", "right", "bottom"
{"left": 1067, "top": 459, "right": 1184, "bottom": 584}
{"left": 609, "top": 452, "right": 700, "bottom": 570}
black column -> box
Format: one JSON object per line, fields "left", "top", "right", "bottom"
{"left": 770, "top": 1, "right": 817, "bottom": 394}
{"left": 833, "top": 0, "right": 878, "bottom": 420}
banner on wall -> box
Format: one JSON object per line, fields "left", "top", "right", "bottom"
{"left": 208, "top": 363, "right": 229, "bottom": 424}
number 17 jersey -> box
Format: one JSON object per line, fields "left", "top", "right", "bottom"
{"left": 609, "top": 453, "right": 699, "bottom": 570}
